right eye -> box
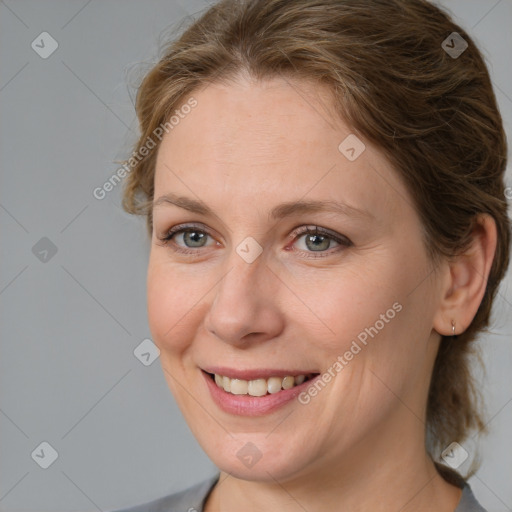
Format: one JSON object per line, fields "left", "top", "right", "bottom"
{"left": 172, "top": 229, "right": 211, "bottom": 248}
{"left": 156, "top": 223, "right": 219, "bottom": 254}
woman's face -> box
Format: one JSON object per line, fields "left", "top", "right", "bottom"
{"left": 147, "top": 76, "right": 444, "bottom": 483}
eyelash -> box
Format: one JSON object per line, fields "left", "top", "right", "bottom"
{"left": 288, "top": 225, "right": 352, "bottom": 258}
{"left": 156, "top": 223, "right": 352, "bottom": 258}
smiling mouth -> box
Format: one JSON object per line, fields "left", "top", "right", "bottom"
{"left": 205, "top": 372, "right": 319, "bottom": 397}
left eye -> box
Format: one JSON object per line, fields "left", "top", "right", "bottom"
{"left": 295, "top": 232, "right": 340, "bottom": 252}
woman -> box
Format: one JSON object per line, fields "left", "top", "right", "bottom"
{"left": 115, "top": 0, "right": 510, "bottom": 510}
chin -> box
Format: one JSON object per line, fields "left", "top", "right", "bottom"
{"left": 194, "top": 429, "right": 319, "bottom": 483}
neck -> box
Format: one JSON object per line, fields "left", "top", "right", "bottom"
{"left": 204, "top": 415, "right": 462, "bottom": 512}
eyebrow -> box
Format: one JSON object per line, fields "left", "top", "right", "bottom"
{"left": 153, "top": 193, "right": 210, "bottom": 215}
{"left": 152, "top": 193, "right": 373, "bottom": 221}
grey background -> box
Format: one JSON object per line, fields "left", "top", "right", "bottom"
{"left": 0, "top": 1, "right": 511, "bottom": 511}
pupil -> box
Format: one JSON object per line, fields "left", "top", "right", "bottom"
{"left": 306, "top": 234, "right": 330, "bottom": 251}
{"left": 184, "top": 231, "right": 206, "bottom": 247}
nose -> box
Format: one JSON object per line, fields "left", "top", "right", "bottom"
{"left": 203, "top": 254, "right": 285, "bottom": 346}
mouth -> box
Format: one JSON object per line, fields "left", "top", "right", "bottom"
{"left": 200, "top": 367, "right": 322, "bottom": 415}
{"left": 205, "top": 371, "right": 319, "bottom": 397}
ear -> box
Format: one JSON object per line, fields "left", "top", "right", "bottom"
{"left": 433, "top": 214, "right": 497, "bottom": 336}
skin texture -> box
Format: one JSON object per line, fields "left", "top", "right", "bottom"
{"left": 147, "top": 76, "right": 496, "bottom": 512}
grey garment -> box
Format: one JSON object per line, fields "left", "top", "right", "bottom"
{"left": 456, "top": 485, "right": 488, "bottom": 512}
{"left": 109, "top": 475, "right": 218, "bottom": 512}
{"left": 110, "top": 473, "right": 487, "bottom": 512}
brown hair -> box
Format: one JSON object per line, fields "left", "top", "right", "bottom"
{"left": 122, "top": 0, "right": 510, "bottom": 472}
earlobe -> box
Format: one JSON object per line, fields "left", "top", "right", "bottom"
{"left": 433, "top": 214, "right": 498, "bottom": 337}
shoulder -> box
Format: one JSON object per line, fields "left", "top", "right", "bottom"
{"left": 108, "top": 474, "right": 219, "bottom": 512}
{"left": 456, "top": 484, "right": 487, "bottom": 512}
{"left": 435, "top": 463, "right": 487, "bottom": 512}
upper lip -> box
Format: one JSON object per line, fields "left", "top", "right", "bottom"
{"left": 202, "top": 366, "right": 319, "bottom": 381}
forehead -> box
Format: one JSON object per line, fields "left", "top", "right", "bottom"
{"left": 153, "top": 77, "right": 411, "bottom": 222}
{"left": 157, "top": 77, "right": 339, "bottom": 169}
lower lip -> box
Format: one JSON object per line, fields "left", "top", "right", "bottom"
{"left": 202, "top": 371, "right": 320, "bottom": 416}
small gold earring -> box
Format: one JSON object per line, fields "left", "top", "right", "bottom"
{"left": 451, "top": 320, "right": 456, "bottom": 336}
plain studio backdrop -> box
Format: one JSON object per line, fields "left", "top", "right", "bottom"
{"left": 0, "top": 1, "right": 511, "bottom": 511}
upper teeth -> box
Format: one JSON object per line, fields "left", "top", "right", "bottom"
{"left": 214, "top": 374, "right": 307, "bottom": 396}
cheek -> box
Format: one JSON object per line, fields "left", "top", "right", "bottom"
{"left": 146, "top": 258, "right": 207, "bottom": 355}
{"left": 306, "top": 248, "right": 432, "bottom": 366}
{"left": 295, "top": 263, "right": 404, "bottom": 354}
